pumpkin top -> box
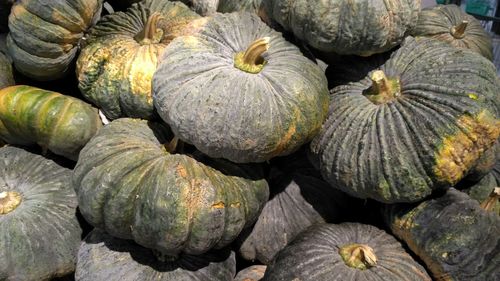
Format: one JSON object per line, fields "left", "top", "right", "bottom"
{"left": 339, "top": 243, "right": 378, "bottom": 270}
{"left": 0, "top": 191, "right": 22, "bottom": 214}
{"left": 411, "top": 4, "right": 493, "bottom": 60}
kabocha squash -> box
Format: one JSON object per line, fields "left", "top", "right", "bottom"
{"left": 235, "top": 265, "right": 266, "bottom": 281}
{"left": 261, "top": 0, "right": 420, "bottom": 56}
{"left": 0, "top": 146, "right": 81, "bottom": 281}
{"left": 153, "top": 12, "right": 329, "bottom": 163}
{"left": 458, "top": 160, "right": 500, "bottom": 214}
{"left": 179, "top": 0, "right": 219, "bottom": 15}
{"left": 7, "top": 0, "right": 102, "bottom": 80}
{"left": 180, "top": 0, "right": 262, "bottom": 16}
{"left": 311, "top": 37, "right": 500, "bottom": 203}
{"left": 77, "top": 0, "right": 201, "bottom": 120}
{"left": 0, "top": 51, "right": 14, "bottom": 90}
{"left": 75, "top": 229, "right": 236, "bottom": 281}
{"left": 73, "top": 118, "right": 269, "bottom": 257}
{"left": 0, "top": 85, "right": 102, "bottom": 161}
{"left": 263, "top": 223, "right": 431, "bottom": 281}
{"left": 411, "top": 4, "right": 493, "bottom": 60}
{"left": 385, "top": 188, "right": 500, "bottom": 280}
{"left": 238, "top": 149, "right": 353, "bottom": 264}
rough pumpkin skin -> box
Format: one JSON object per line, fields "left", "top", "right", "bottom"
{"left": 153, "top": 12, "right": 329, "bottom": 163}
{"left": 75, "top": 229, "right": 236, "bottom": 281}
{"left": 7, "top": 0, "right": 102, "bottom": 80}
{"left": 384, "top": 188, "right": 500, "bottom": 281}
{"left": 311, "top": 37, "right": 499, "bottom": 203}
{"left": 73, "top": 118, "right": 269, "bottom": 257}
{"left": 263, "top": 223, "right": 431, "bottom": 281}
{"left": 0, "top": 146, "right": 81, "bottom": 281}
{"left": 411, "top": 4, "right": 493, "bottom": 61}
{"left": 0, "top": 85, "right": 102, "bottom": 161}
{"left": 261, "top": 0, "right": 420, "bottom": 56}
{"left": 0, "top": 51, "right": 14, "bottom": 90}
{"left": 77, "top": 0, "right": 201, "bottom": 120}
{"left": 235, "top": 265, "right": 266, "bottom": 281}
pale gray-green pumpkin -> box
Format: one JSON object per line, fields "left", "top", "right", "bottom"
{"left": 153, "top": 12, "right": 329, "bottom": 163}
{"left": 75, "top": 229, "right": 236, "bottom": 281}
{"left": 0, "top": 146, "right": 81, "bottom": 281}
{"left": 0, "top": 51, "right": 14, "bottom": 90}
{"left": 73, "top": 118, "right": 269, "bottom": 257}
{"left": 261, "top": 0, "right": 420, "bottom": 56}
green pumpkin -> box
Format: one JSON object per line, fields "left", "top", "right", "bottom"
{"left": 0, "top": 51, "right": 14, "bottom": 90}
{"left": 411, "top": 4, "right": 493, "bottom": 61}
{"left": 311, "top": 37, "right": 499, "bottom": 203}
{"left": 235, "top": 265, "right": 266, "bottom": 281}
{"left": 261, "top": 0, "right": 420, "bottom": 56}
{"left": 0, "top": 85, "right": 102, "bottom": 161}
{"left": 75, "top": 229, "right": 236, "bottom": 281}
{"left": 73, "top": 118, "right": 269, "bottom": 257}
{"left": 77, "top": 0, "right": 201, "bottom": 120}
{"left": 217, "top": 0, "right": 262, "bottom": 13}
{"left": 0, "top": 146, "right": 81, "bottom": 281}
{"left": 153, "top": 12, "right": 329, "bottom": 163}
{"left": 385, "top": 188, "right": 500, "bottom": 280}
{"left": 238, "top": 149, "right": 353, "bottom": 264}
{"left": 7, "top": 0, "right": 102, "bottom": 80}
{"left": 263, "top": 223, "right": 431, "bottom": 281}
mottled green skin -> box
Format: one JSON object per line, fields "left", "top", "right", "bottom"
{"left": 218, "top": 0, "right": 262, "bottom": 13}
{"left": 0, "top": 51, "right": 14, "bottom": 90}
{"left": 235, "top": 265, "right": 266, "bottom": 281}
{"left": 460, "top": 167, "right": 500, "bottom": 214}
{"left": 385, "top": 188, "right": 500, "bottom": 280}
{"left": 7, "top": 0, "right": 102, "bottom": 80}
{"left": 262, "top": 0, "right": 420, "bottom": 56}
{"left": 73, "top": 118, "right": 269, "bottom": 256}
{"left": 0, "top": 85, "right": 102, "bottom": 161}
{"left": 0, "top": 146, "right": 81, "bottom": 281}
{"left": 77, "top": 0, "right": 200, "bottom": 120}
{"left": 238, "top": 149, "right": 352, "bottom": 264}
{"left": 263, "top": 223, "right": 431, "bottom": 281}
{"left": 75, "top": 229, "right": 236, "bottom": 281}
{"left": 153, "top": 12, "right": 329, "bottom": 163}
{"left": 311, "top": 37, "right": 499, "bottom": 203}
{"left": 411, "top": 5, "right": 493, "bottom": 61}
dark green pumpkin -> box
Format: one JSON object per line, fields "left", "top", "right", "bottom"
{"left": 75, "top": 229, "right": 236, "bottom": 281}
{"left": 263, "top": 223, "right": 431, "bottom": 281}
{"left": 73, "top": 118, "right": 269, "bottom": 257}
{"left": 311, "top": 37, "right": 499, "bottom": 203}
{"left": 0, "top": 85, "right": 102, "bottom": 161}
{"left": 180, "top": 0, "right": 262, "bottom": 16}
{"left": 77, "top": 0, "right": 201, "bottom": 120}
{"left": 411, "top": 4, "right": 493, "bottom": 61}
{"left": 384, "top": 188, "right": 500, "bottom": 280}
{"left": 0, "top": 146, "right": 81, "bottom": 281}
{"left": 261, "top": 0, "right": 420, "bottom": 56}
{"left": 7, "top": 0, "right": 102, "bottom": 80}
{"left": 0, "top": 51, "right": 14, "bottom": 90}
{"left": 235, "top": 265, "right": 266, "bottom": 281}
{"left": 238, "top": 149, "right": 353, "bottom": 264}
{"left": 153, "top": 12, "right": 329, "bottom": 163}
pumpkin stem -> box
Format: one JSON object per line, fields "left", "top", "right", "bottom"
{"left": 363, "top": 70, "right": 401, "bottom": 105}
{"left": 164, "top": 136, "right": 184, "bottom": 154}
{"left": 135, "top": 12, "right": 164, "bottom": 44}
{"left": 234, "top": 37, "right": 270, "bottom": 74}
{"left": 0, "top": 191, "right": 22, "bottom": 215}
{"left": 451, "top": 20, "right": 468, "bottom": 39}
{"left": 339, "top": 243, "right": 377, "bottom": 270}
{"left": 480, "top": 187, "right": 499, "bottom": 213}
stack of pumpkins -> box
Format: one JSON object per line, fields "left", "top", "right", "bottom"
{"left": 0, "top": 0, "right": 498, "bottom": 280}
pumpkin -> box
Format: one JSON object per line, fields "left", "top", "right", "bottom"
{"left": 385, "top": 188, "right": 500, "bottom": 280}
{"left": 77, "top": 0, "right": 201, "bottom": 120}
{"left": 153, "top": 12, "right": 329, "bottom": 163}
{"left": 0, "top": 146, "right": 81, "bottom": 281}
{"left": 235, "top": 265, "right": 266, "bottom": 281}
{"left": 263, "top": 222, "right": 431, "bottom": 281}
{"left": 261, "top": 0, "right": 420, "bottom": 56}
{"left": 410, "top": 4, "right": 493, "bottom": 61}
{"left": 0, "top": 85, "right": 102, "bottom": 161}
{"left": 310, "top": 37, "right": 500, "bottom": 203}
{"left": 0, "top": 0, "right": 13, "bottom": 33}
{"left": 217, "top": 0, "right": 263, "bottom": 14}
{"left": 238, "top": 149, "right": 353, "bottom": 264}
{"left": 179, "top": 0, "right": 219, "bottom": 15}
{"left": 73, "top": 118, "right": 269, "bottom": 257}
{"left": 6, "top": 0, "right": 102, "bottom": 80}
{"left": 0, "top": 51, "right": 14, "bottom": 90}
{"left": 75, "top": 229, "right": 236, "bottom": 281}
